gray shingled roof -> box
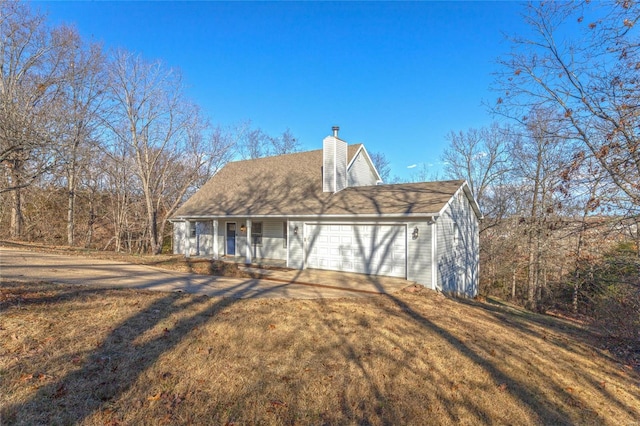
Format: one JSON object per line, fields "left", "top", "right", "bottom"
{"left": 173, "top": 145, "right": 472, "bottom": 219}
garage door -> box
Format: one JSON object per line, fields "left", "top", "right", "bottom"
{"left": 306, "top": 224, "right": 406, "bottom": 278}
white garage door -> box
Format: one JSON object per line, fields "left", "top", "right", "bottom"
{"left": 306, "top": 224, "right": 406, "bottom": 278}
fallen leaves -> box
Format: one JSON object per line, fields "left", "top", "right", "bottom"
{"left": 270, "top": 400, "right": 287, "bottom": 408}
{"left": 53, "top": 383, "right": 66, "bottom": 398}
{"left": 266, "top": 399, "right": 288, "bottom": 414}
{"left": 19, "top": 373, "right": 33, "bottom": 382}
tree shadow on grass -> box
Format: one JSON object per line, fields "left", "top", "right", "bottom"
{"left": 1, "top": 279, "right": 282, "bottom": 424}
{"left": 3, "top": 277, "right": 639, "bottom": 424}
{"left": 387, "top": 288, "right": 640, "bottom": 423}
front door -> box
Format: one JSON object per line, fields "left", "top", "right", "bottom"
{"left": 226, "top": 223, "right": 236, "bottom": 256}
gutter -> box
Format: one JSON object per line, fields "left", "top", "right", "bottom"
{"left": 169, "top": 213, "right": 441, "bottom": 222}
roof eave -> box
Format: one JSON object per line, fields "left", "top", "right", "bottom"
{"left": 170, "top": 212, "right": 441, "bottom": 221}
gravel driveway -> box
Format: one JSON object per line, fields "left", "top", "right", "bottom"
{"left": 0, "top": 247, "right": 378, "bottom": 299}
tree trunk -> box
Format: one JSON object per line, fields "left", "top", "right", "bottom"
{"left": 572, "top": 270, "right": 580, "bottom": 314}
{"left": 145, "top": 197, "right": 161, "bottom": 254}
{"left": 84, "top": 195, "right": 95, "bottom": 248}
{"left": 527, "top": 242, "right": 538, "bottom": 311}
{"left": 67, "top": 169, "right": 76, "bottom": 246}
{"left": 9, "top": 164, "right": 24, "bottom": 239}
{"left": 10, "top": 186, "right": 23, "bottom": 239}
{"left": 526, "top": 142, "right": 544, "bottom": 311}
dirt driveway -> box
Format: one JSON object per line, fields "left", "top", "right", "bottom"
{"left": 0, "top": 248, "right": 404, "bottom": 299}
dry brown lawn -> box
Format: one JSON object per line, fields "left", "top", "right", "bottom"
{"left": 1, "top": 280, "right": 639, "bottom": 425}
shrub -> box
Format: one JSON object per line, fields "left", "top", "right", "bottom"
{"left": 577, "top": 242, "right": 640, "bottom": 341}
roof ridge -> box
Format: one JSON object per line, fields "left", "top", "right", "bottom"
{"left": 228, "top": 143, "right": 364, "bottom": 165}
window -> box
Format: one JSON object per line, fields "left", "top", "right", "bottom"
{"left": 189, "top": 222, "right": 196, "bottom": 238}
{"left": 252, "top": 222, "right": 263, "bottom": 246}
{"left": 283, "top": 222, "right": 287, "bottom": 248}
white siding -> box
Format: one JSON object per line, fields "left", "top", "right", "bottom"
{"left": 217, "top": 221, "right": 225, "bottom": 255}
{"left": 323, "top": 137, "right": 335, "bottom": 192}
{"left": 348, "top": 150, "right": 379, "bottom": 187}
{"left": 176, "top": 220, "right": 197, "bottom": 256}
{"left": 196, "top": 221, "right": 213, "bottom": 256}
{"left": 237, "top": 225, "right": 247, "bottom": 258}
{"left": 173, "top": 221, "right": 186, "bottom": 255}
{"left": 335, "top": 139, "right": 347, "bottom": 192}
{"left": 212, "top": 220, "right": 218, "bottom": 258}
{"left": 436, "top": 190, "right": 480, "bottom": 297}
{"left": 406, "top": 220, "right": 433, "bottom": 288}
{"left": 248, "top": 219, "right": 287, "bottom": 260}
{"left": 288, "top": 220, "right": 304, "bottom": 269}
{"left": 323, "top": 136, "right": 348, "bottom": 193}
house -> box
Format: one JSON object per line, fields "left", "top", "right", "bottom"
{"left": 171, "top": 127, "right": 482, "bottom": 297}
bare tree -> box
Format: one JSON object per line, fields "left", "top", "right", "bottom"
{"left": 495, "top": 1, "right": 640, "bottom": 214}
{"left": 271, "top": 128, "right": 301, "bottom": 156}
{"left": 101, "top": 132, "right": 139, "bottom": 253}
{"left": 240, "top": 127, "right": 269, "bottom": 159}
{"left": 442, "top": 123, "right": 512, "bottom": 215}
{"left": 0, "top": 1, "right": 76, "bottom": 237}
{"left": 197, "top": 125, "right": 239, "bottom": 184}
{"left": 57, "top": 35, "right": 106, "bottom": 246}
{"left": 239, "top": 124, "right": 300, "bottom": 159}
{"left": 105, "top": 51, "right": 235, "bottom": 254}
{"left": 512, "top": 110, "right": 574, "bottom": 311}
{"left": 408, "top": 163, "right": 442, "bottom": 183}
{"left": 369, "top": 151, "right": 391, "bottom": 182}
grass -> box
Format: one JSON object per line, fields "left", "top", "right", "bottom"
{"left": 1, "top": 281, "right": 639, "bottom": 425}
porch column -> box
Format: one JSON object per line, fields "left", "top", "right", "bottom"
{"left": 245, "top": 219, "right": 252, "bottom": 264}
{"left": 184, "top": 220, "right": 191, "bottom": 258}
{"left": 212, "top": 219, "right": 218, "bottom": 259}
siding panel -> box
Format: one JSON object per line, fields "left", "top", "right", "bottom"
{"left": 196, "top": 221, "right": 213, "bottom": 256}
{"left": 288, "top": 220, "right": 304, "bottom": 269}
{"left": 436, "top": 190, "right": 480, "bottom": 297}
{"left": 336, "top": 140, "right": 347, "bottom": 191}
{"left": 348, "top": 151, "right": 379, "bottom": 186}
{"left": 173, "top": 222, "right": 186, "bottom": 255}
{"left": 406, "top": 220, "right": 432, "bottom": 288}
{"left": 251, "top": 220, "right": 286, "bottom": 260}
{"left": 323, "top": 138, "right": 335, "bottom": 192}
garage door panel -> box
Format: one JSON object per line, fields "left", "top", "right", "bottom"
{"left": 306, "top": 224, "right": 406, "bottom": 278}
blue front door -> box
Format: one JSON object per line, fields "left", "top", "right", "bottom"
{"left": 226, "top": 223, "right": 236, "bottom": 255}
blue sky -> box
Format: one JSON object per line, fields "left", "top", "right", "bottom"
{"left": 37, "top": 1, "right": 526, "bottom": 181}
